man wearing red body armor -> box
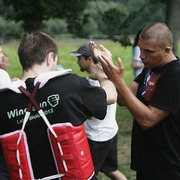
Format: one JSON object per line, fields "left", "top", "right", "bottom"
{"left": 0, "top": 32, "right": 117, "bottom": 180}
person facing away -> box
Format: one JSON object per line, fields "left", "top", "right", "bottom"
{"left": 70, "top": 44, "right": 127, "bottom": 180}
{"left": 0, "top": 46, "right": 10, "bottom": 71}
{"left": 0, "top": 31, "right": 117, "bottom": 180}
{"left": 131, "top": 29, "right": 144, "bottom": 78}
{"left": 89, "top": 22, "right": 180, "bottom": 180}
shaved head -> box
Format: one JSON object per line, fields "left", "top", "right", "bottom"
{"left": 140, "top": 22, "right": 173, "bottom": 49}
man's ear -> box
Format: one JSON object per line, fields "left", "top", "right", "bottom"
{"left": 46, "top": 52, "right": 54, "bottom": 65}
{"left": 165, "top": 46, "right": 171, "bottom": 54}
{"left": 88, "top": 56, "right": 93, "bottom": 62}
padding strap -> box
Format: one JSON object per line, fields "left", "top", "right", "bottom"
{"left": 18, "top": 82, "right": 66, "bottom": 179}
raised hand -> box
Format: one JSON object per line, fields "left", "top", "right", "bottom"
{"left": 89, "top": 41, "right": 125, "bottom": 83}
{"left": 89, "top": 41, "right": 112, "bottom": 65}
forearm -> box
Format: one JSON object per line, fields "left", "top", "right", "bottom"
{"left": 115, "top": 79, "right": 159, "bottom": 130}
{"left": 117, "top": 82, "right": 137, "bottom": 106}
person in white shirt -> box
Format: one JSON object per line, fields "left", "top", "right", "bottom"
{"left": 0, "top": 46, "right": 9, "bottom": 71}
{"left": 132, "top": 29, "right": 144, "bottom": 78}
{"left": 70, "top": 44, "right": 127, "bottom": 180}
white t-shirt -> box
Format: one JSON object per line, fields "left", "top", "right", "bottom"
{"left": 133, "top": 46, "right": 144, "bottom": 77}
{"left": 84, "top": 78, "right": 118, "bottom": 142}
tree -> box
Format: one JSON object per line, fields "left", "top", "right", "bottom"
{"left": 1, "top": 0, "right": 180, "bottom": 52}
{"left": 99, "top": 1, "right": 150, "bottom": 46}
{"left": 3, "top": 0, "right": 46, "bottom": 32}
{"left": 149, "top": 0, "right": 180, "bottom": 55}
{"left": 3, "top": 0, "right": 89, "bottom": 36}
{"left": 166, "top": 0, "right": 180, "bottom": 55}
{"left": 41, "top": 0, "right": 89, "bottom": 37}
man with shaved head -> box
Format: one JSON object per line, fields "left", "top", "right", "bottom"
{"left": 89, "top": 22, "right": 180, "bottom": 180}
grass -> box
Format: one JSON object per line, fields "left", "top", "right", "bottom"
{"left": 2, "top": 39, "right": 136, "bottom": 180}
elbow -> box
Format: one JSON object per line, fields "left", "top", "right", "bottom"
{"left": 137, "top": 119, "right": 156, "bottom": 131}
{"left": 141, "top": 124, "right": 151, "bottom": 131}
{"left": 106, "top": 91, "right": 117, "bottom": 105}
{"left": 106, "top": 95, "right": 117, "bottom": 104}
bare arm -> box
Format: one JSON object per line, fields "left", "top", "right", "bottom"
{"left": 115, "top": 76, "right": 169, "bottom": 130}
{"left": 117, "top": 81, "right": 138, "bottom": 105}
{"left": 89, "top": 64, "right": 117, "bottom": 105}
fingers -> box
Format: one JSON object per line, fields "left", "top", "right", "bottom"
{"left": 89, "top": 41, "right": 114, "bottom": 67}
{"left": 99, "top": 44, "right": 106, "bottom": 51}
{"left": 89, "top": 41, "right": 102, "bottom": 59}
{"left": 97, "top": 55, "right": 109, "bottom": 66}
{"left": 101, "top": 54, "right": 114, "bottom": 67}
{"left": 89, "top": 41, "right": 96, "bottom": 52}
{"left": 117, "top": 57, "right": 124, "bottom": 70}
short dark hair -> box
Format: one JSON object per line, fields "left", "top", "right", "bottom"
{"left": 18, "top": 31, "right": 58, "bottom": 71}
{"left": 140, "top": 22, "right": 173, "bottom": 49}
{"left": 83, "top": 55, "right": 98, "bottom": 64}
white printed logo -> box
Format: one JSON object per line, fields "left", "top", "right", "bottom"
{"left": 47, "top": 94, "right": 60, "bottom": 107}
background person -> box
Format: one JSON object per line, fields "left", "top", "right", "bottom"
{"left": 89, "top": 22, "right": 180, "bottom": 180}
{"left": 0, "top": 55, "right": 9, "bottom": 71}
{"left": 0, "top": 31, "right": 117, "bottom": 179}
{"left": 0, "top": 48, "right": 18, "bottom": 81}
{"left": 131, "top": 29, "right": 144, "bottom": 78}
{"left": 70, "top": 44, "right": 127, "bottom": 180}
{"left": 0, "top": 46, "right": 9, "bottom": 71}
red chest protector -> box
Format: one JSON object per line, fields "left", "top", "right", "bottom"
{"left": 0, "top": 71, "right": 94, "bottom": 180}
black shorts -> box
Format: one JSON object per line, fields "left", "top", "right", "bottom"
{"left": 88, "top": 134, "right": 118, "bottom": 175}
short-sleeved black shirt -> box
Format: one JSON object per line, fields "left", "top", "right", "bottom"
{"left": 0, "top": 73, "right": 107, "bottom": 178}
{"left": 131, "top": 59, "right": 180, "bottom": 178}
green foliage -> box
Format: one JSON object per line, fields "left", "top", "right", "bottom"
{"left": 43, "top": 18, "right": 67, "bottom": 36}
{"left": 149, "top": 0, "right": 168, "bottom": 4}
{"left": 42, "top": 0, "right": 90, "bottom": 36}
{"left": 3, "top": 0, "right": 89, "bottom": 35}
{"left": 0, "top": 16, "right": 23, "bottom": 38}
{"left": 130, "top": 0, "right": 166, "bottom": 32}
{"left": 81, "top": 17, "right": 101, "bottom": 37}
{"left": 88, "top": 0, "right": 166, "bottom": 46}
{"left": 102, "top": 8, "right": 126, "bottom": 36}
{"left": 1, "top": 0, "right": 167, "bottom": 44}
{"left": 3, "top": 0, "right": 46, "bottom": 32}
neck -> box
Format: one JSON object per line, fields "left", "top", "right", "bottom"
{"left": 22, "top": 64, "right": 51, "bottom": 81}
{"left": 168, "top": 54, "right": 177, "bottom": 61}
{"left": 159, "top": 53, "right": 177, "bottom": 67}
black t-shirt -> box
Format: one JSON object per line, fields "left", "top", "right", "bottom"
{"left": 131, "top": 59, "right": 180, "bottom": 178}
{"left": 0, "top": 73, "right": 107, "bottom": 178}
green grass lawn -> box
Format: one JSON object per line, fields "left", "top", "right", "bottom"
{"left": 2, "top": 39, "right": 136, "bottom": 180}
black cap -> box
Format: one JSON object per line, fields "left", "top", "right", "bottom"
{"left": 70, "top": 44, "right": 94, "bottom": 58}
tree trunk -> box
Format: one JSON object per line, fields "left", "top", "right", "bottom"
{"left": 166, "top": 0, "right": 180, "bottom": 56}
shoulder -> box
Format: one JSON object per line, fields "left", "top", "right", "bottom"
{"left": 165, "top": 59, "right": 180, "bottom": 73}
{"left": 55, "top": 73, "right": 87, "bottom": 83}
